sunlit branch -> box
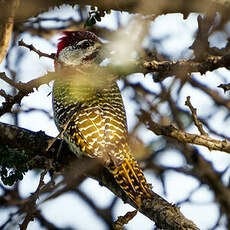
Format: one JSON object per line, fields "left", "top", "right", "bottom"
{"left": 0, "top": 0, "right": 19, "bottom": 64}
{"left": 185, "top": 96, "right": 208, "bottom": 136}
{"left": 140, "top": 110, "right": 230, "bottom": 154}
{"left": 18, "top": 40, "right": 56, "bottom": 60}
{"left": 144, "top": 54, "right": 230, "bottom": 82}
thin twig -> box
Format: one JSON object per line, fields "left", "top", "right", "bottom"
{"left": 18, "top": 39, "right": 56, "bottom": 60}
{"left": 0, "top": 89, "right": 12, "bottom": 100}
{"left": 185, "top": 96, "right": 208, "bottom": 136}
{"left": 0, "top": 71, "right": 57, "bottom": 116}
{"left": 113, "top": 210, "right": 138, "bottom": 230}
{"left": 46, "top": 116, "right": 74, "bottom": 151}
{"left": 19, "top": 167, "right": 50, "bottom": 230}
{"left": 218, "top": 83, "right": 230, "bottom": 93}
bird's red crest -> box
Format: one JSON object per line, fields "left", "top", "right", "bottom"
{"left": 57, "top": 31, "right": 100, "bottom": 57}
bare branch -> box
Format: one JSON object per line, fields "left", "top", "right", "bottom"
{"left": 8, "top": 0, "right": 230, "bottom": 23}
{"left": 0, "top": 89, "right": 12, "bottom": 101}
{"left": 140, "top": 110, "right": 230, "bottom": 154}
{"left": 19, "top": 168, "right": 50, "bottom": 230}
{"left": 0, "top": 72, "right": 25, "bottom": 91}
{"left": 0, "top": 0, "right": 19, "bottom": 64}
{"left": 18, "top": 39, "right": 56, "bottom": 60}
{"left": 113, "top": 210, "right": 137, "bottom": 230}
{"left": 0, "top": 72, "right": 56, "bottom": 116}
{"left": 0, "top": 122, "right": 199, "bottom": 230}
{"left": 190, "top": 15, "right": 214, "bottom": 61}
{"left": 185, "top": 96, "right": 208, "bottom": 136}
{"left": 218, "top": 83, "right": 230, "bottom": 93}
{"left": 144, "top": 54, "right": 230, "bottom": 82}
{"left": 46, "top": 115, "right": 76, "bottom": 151}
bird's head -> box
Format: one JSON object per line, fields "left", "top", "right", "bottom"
{"left": 56, "top": 31, "right": 103, "bottom": 66}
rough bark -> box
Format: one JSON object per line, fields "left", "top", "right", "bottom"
{"left": 0, "top": 122, "right": 199, "bottom": 230}
{"left": 0, "top": 0, "right": 229, "bottom": 23}
{"left": 0, "top": 0, "right": 19, "bottom": 64}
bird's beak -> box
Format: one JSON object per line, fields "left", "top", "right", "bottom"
{"left": 95, "top": 41, "right": 102, "bottom": 49}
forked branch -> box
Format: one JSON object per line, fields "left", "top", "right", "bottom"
{"left": 0, "top": 122, "right": 199, "bottom": 230}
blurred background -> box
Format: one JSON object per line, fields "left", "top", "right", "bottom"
{"left": 1, "top": 1, "right": 230, "bottom": 230}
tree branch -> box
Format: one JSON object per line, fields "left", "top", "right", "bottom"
{"left": 18, "top": 40, "right": 56, "bottom": 60}
{"left": 0, "top": 122, "right": 199, "bottom": 230}
{"left": 0, "top": 72, "right": 57, "bottom": 116}
{"left": 139, "top": 110, "right": 230, "bottom": 154}
{"left": 218, "top": 83, "right": 230, "bottom": 92}
{"left": 0, "top": 0, "right": 19, "bottom": 64}
{"left": 185, "top": 96, "right": 208, "bottom": 136}
{"left": 4, "top": 0, "right": 230, "bottom": 23}
{"left": 144, "top": 54, "right": 230, "bottom": 82}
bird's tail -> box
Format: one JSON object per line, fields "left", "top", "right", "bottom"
{"left": 108, "top": 158, "right": 153, "bottom": 207}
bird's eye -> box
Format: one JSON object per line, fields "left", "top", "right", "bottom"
{"left": 73, "top": 40, "right": 94, "bottom": 50}
{"left": 80, "top": 41, "right": 91, "bottom": 49}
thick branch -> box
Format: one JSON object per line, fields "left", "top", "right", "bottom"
{"left": 0, "top": 122, "right": 199, "bottom": 230}
{"left": 0, "top": 0, "right": 19, "bottom": 64}
{"left": 144, "top": 54, "right": 230, "bottom": 82}
{"left": 1, "top": 52, "right": 229, "bottom": 118}
{"left": 1, "top": 0, "right": 229, "bottom": 23}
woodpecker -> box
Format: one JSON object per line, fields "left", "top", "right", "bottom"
{"left": 52, "top": 31, "right": 152, "bottom": 206}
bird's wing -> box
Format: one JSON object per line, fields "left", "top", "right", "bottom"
{"left": 66, "top": 105, "right": 152, "bottom": 204}
{"left": 66, "top": 102, "right": 128, "bottom": 163}
{"left": 66, "top": 106, "right": 106, "bottom": 158}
